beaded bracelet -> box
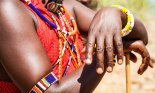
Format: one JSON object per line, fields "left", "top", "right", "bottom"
{"left": 113, "top": 5, "right": 135, "bottom": 37}
{"left": 29, "top": 72, "right": 58, "bottom": 93}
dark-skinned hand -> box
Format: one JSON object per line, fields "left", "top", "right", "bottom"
{"left": 123, "top": 40, "right": 154, "bottom": 75}
{"left": 83, "top": 38, "right": 154, "bottom": 75}
{"left": 82, "top": 40, "right": 155, "bottom": 75}
{"left": 85, "top": 7, "right": 124, "bottom": 74}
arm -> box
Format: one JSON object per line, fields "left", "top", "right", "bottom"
{"left": 0, "top": 0, "right": 52, "bottom": 92}
{"left": 0, "top": 0, "right": 105, "bottom": 92}
{"left": 123, "top": 18, "right": 148, "bottom": 45}
{"left": 0, "top": 0, "right": 152, "bottom": 93}
{"left": 45, "top": 61, "right": 105, "bottom": 93}
{"left": 64, "top": 0, "right": 149, "bottom": 74}
{"left": 65, "top": 0, "right": 148, "bottom": 44}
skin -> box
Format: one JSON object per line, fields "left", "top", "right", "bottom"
{"left": 0, "top": 0, "right": 153, "bottom": 92}
{"left": 75, "top": 0, "right": 150, "bottom": 73}
{"left": 69, "top": 0, "right": 149, "bottom": 73}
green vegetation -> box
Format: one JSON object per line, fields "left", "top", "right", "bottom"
{"left": 96, "top": 0, "right": 155, "bottom": 20}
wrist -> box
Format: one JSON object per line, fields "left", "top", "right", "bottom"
{"left": 120, "top": 9, "right": 127, "bottom": 29}
{"left": 113, "top": 5, "right": 135, "bottom": 37}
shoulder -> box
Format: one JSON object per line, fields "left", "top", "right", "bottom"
{"left": 0, "top": 0, "right": 38, "bottom": 47}
{"left": 0, "top": 0, "right": 37, "bottom": 37}
{"left": 0, "top": 0, "right": 28, "bottom": 14}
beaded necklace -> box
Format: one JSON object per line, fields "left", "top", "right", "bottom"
{"left": 23, "top": 0, "right": 83, "bottom": 79}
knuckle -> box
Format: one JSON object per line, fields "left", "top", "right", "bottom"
{"left": 86, "top": 42, "right": 93, "bottom": 47}
{"left": 113, "top": 26, "right": 121, "bottom": 34}
{"left": 97, "top": 59, "right": 103, "bottom": 64}
{"left": 96, "top": 60, "right": 104, "bottom": 67}
{"left": 96, "top": 46, "right": 104, "bottom": 54}
{"left": 146, "top": 55, "right": 150, "bottom": 60}
{"left": 89, "top": 25, "right": 100, "bottom": 34}
{"left": 117, "top": 53, "right": 123, "bottom": 58}
{"left": 116, "top": 42, "right": 123, "bottom": 50}
{"left": 107, "top": 60, "right": 115, "bottom": 66}
{"left": 114, "top": 27, "right": 120, "bottom": 33}
{"left": 98, "top": 29, "right": 102, "bottom": 33}
{"left": 106, "top": 46, "right": 113, "bottom": 52}
{"left": 86, "top": 52, "right": 92, "bottom": 59}
{"left": 114, "top": 35, "right": 123, "bottom": 49}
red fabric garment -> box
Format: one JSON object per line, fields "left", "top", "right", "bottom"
{"left": 31, "top": 0, "right": 84, "bottom": 76}
{"left": 0, "top": 0, "right": 84, "bottom": 92}
{"left": 0, "top": 81, "right": 21, "bottom": 93}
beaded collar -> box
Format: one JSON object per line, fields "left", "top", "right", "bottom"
{"left": 22, "top": 0, "right": 83, "bottom": 79}
{"left": 52, "top": 0, "right": 63, "bottom": 4}
{"left": 46, "top": 0, "right": 63, "bottom": 12}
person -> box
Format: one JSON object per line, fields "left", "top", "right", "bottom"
{"left": 0, "top": 0, "right": 153, "bottom": 93}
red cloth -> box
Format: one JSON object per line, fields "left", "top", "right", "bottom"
{"left": 0, "top": 0, "right": 84, "bottom": 92}
{"left": 0, "top": 81, "right": 21, "bottom": 93}
{"left": 31, "top": 0, "right": 84, "bottom": 76}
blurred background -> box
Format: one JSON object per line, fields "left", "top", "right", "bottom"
{"left": 86, "top": 0, "right": 155, "bottom": 93}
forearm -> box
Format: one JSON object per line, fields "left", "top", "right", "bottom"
{"left": 45, "top": 61, "right": 106, "bottom": 93}
{"left": 74, "top": 5, "right": 148, "bottom": 45}
{"left": 120, "top": 10, "right": 148, "bottom": 45}
{"left": 125, "top": 18, "right": 148, "bottom": 45}
{"left": 72, "top": 1, "right": 148, "bottom": 45}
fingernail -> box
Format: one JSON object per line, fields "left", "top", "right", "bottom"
{"left": 138, "top": 72, "right": 143, "bottom": 75}
{"left": 107, "top": 66, "right": 112, "bottom": 72}
{"left": 85, "top": 59, "right": 92, "bottom": 65}
{"left": 150, "top": 62, "right": 154, "bottom": 68}
{"left": 97, "top": 68, "right": 103, "bottom": 74}
{"left": 118, "top": 59, "right": 123, "bottom": 65}
{"left": 138, "top": 70, "right": 142, "bottom": 75}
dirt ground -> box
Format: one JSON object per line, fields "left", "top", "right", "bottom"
{"left": 94, "top": 16, "right": 155, "bottom": 93}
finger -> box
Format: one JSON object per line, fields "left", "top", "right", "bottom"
{"left": 114, "top": 34, "right": 124, "bottom": 65}
{"left": 85, "top": 32, "right": 95, "bottom": 65}
{"left": 96, "top": 33, "right": 104, "bottom": 74}
{"left": 130, "top": 52, "right": 137, "bottom": 63}
{"left": 138, "top": 56, "right": 150, "bottom": 75}
{"left": 138, "top": 63, "right": 148, "bottom": 75}
{"left": 149, "top": 58, "right": 154, "bottom": 68}
{"left": 151, "top": 58, "right": 155, "bottom": 64}
{"left": 105, "top": 35, "right": 114, "bottom": 73}
{"left": 133, "top": 42, "right": 150, "bottom": 75}
{"left": 124, "top": 40, "right": 151, "bottom": 74}
{"left": 137, "top": 55, "right": 150, "bottom": 75}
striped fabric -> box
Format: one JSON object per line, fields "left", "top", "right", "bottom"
{"left": 29, "top": 72, "right": 58, "bottom": 93}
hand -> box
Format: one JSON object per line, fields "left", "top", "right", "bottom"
{"left": 85, "top": 7, "right": 124, "bottom": 74}
{"left": 123, "top": 40, "right": 154, "bottom": 75}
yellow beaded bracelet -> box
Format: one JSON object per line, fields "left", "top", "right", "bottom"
{"left": 113, "top": 5, "right": 135, "bottom": 37}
